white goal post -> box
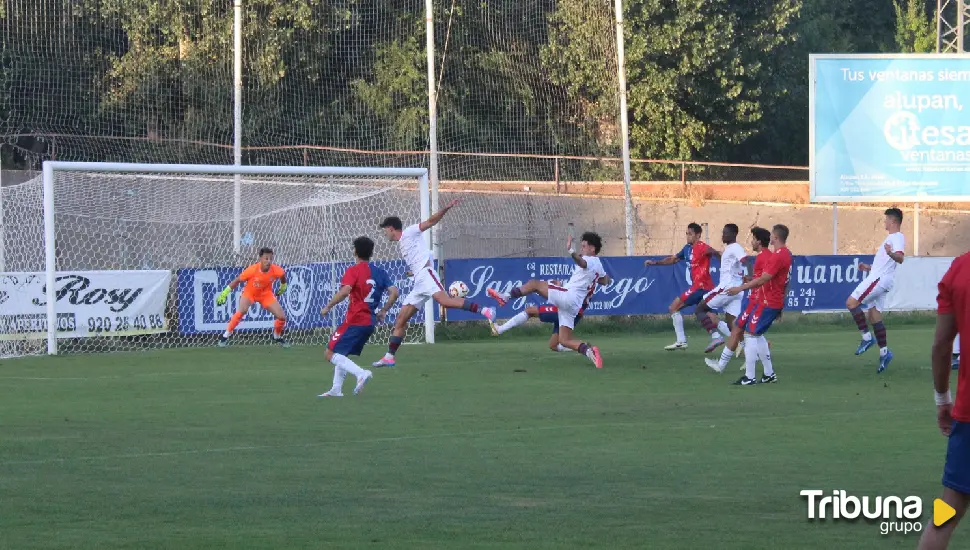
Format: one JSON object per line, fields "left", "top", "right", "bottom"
{"left": 3, "top": 161, "right": 435, "bottom": 357}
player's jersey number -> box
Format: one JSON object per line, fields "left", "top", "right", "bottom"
{"left": 364, "top": 279, "right": 377, "bottom": 303}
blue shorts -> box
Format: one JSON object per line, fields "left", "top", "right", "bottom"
{"left": 943, "top": 420, "right": 970, "bottom": 494}
{"left": 737, "top": 302, "right": 782, "bottom": 336}
{"left": 328, "top": 323, "right": 375, "bottom": 357}
{"left": 536, "top": 305, "right": 582, "bottom": 333}
{"left": 679, "top": 288, "right": 709, "bottom": 308}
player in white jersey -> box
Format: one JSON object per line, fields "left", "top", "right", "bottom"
{"left": 487, "top": 231, "right": 607, "bottom": 368}
{"left": 693, "top": 224, "right": 747, "bottom": 353}
{"left": 846, "top": 207, "right": 905, "bottom": 373}
{"left": 372, "top": 199, "right": 496, "bottom": 368}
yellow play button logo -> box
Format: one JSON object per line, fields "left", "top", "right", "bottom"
{"left": 934, "top": 499, "right": 956, "bottom": 527}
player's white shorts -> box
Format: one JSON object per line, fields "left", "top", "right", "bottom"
{"left": 547, "top": 283, "right": 583, "bottom": 330}
{"left": 403, "top": 266, "right": 446, "bottom": 307}
{"left": 703, "top": 286, "right": 742, "bottom": 317}
{"left": 850, "top": 273, "right": 892, "bottom": 311}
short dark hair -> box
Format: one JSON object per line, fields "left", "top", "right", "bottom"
{"left": 687, "top": 223, "right": 703, "bottom": 235}
{"left": 885, "top": 207, "right": 903, "bottom": 224}
{"left": 258, "top": 247, "right": 274, "bottom": 257}
{"left": 353, "top": 236, "right": 375, "bottom": 261}
{"left": 581, "top": 231, "right": 603, "bottom": 254}
{"left": 380, "top": 216, "right": 403, "bottom": 231}
{"left": 724, "top": 223, "right": 739, "bottom": 238}
{"left": 751, "top": 227, "right": 770, "bottom": 248}
{"left": 772, "top": 224, "right": 789, "bottom": 243}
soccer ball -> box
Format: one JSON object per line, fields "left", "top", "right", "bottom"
{"left": 449, "top": 280, "right": 469, "bottom": 298}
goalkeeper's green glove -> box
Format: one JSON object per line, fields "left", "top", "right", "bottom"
{"left": 276, "top": 283, "right": 288, "bottom": 296}
{"left": 216, "top": 286, "right": 232, "bottom": 306}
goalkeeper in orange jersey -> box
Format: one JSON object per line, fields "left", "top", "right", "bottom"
{"left": 216, "top": 247, "right": 290, "bottom": 347}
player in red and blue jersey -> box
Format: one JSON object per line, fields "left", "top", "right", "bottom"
{"left": 317, "top": 236, "right": 399, "bottom": 397}
{"left": 706, "top": 224, "right": 791, "bottom": 385}
{"left": 917, "top": 251, "right": 970, "bottom": 550}
{"left": 644, "top": 223, "right": 717, "bottom": 350}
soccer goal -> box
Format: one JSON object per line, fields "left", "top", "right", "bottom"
{"left": 0, "top": 162, "right": 434, "bottom": 357}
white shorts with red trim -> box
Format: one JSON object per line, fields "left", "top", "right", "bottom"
{"left": 703, "top": 285, "right": 742, "bottom": 317}
{"left": 547, "top": 283, "right": 583, "bottom": 330}
{"left": 403, "top": 267, "right": 446, "bottom": 307}
{"left": 850, "top": 273, "right": 891, "bottom": 311}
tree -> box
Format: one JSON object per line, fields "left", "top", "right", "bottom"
{"left": 894, "top": 0, "right": 935, "bottom": 53}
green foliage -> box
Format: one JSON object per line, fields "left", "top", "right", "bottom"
{"left": 894, "top": 0, "right": 936, "bottom": 53}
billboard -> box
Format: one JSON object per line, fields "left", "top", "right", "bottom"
{"left": 810, "top": 54, "right": 970, "bottom": 202}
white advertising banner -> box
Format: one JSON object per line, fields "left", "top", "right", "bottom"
{"left": 884, "top": 257, "right": 955, "bottom": 312}
{"left": 0, "top": 270, "right": 171, "bottom": 340}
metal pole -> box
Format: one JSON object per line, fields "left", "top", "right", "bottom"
{"left": 914, "top": 203, "right": 920, "bottom": 256}
{"left": 614, "top": 0, "right": 634, "bottom": 256}
{"left": 42, "top": 162, "right": 57, "bottom": 355}
{"left": 232, "top": 0, "right": 243, "bottom": 254}
{"left": 959, "top": 0, "right": 966, "bottom": 52}
{"left": 419, "top": 173, "right": 435, "bottom": 344}
{"left": 425, "top": 0, "right": 442, "bottom": 265}
{"left": 832, "top": 203, "right": 838, "bottom": 255}
{"left": 937, "top": 0, "right": 944, "bottom": 52}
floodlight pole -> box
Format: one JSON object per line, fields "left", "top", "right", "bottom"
{"left": 938, "top": 0, "right": 970, "bottom": 53}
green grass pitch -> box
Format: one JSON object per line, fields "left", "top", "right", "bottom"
{"left": 0, "top": 322, "right": 957, "bottom": 549}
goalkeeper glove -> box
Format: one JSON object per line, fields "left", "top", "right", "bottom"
{"left": 276, "top": 283, "right": 288, "bottom": 296}
{"left": 216, "top": 286, "right": 232, "bottom": 306}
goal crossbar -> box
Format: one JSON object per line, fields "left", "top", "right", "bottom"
{"left": 39, "top": 161, "right": 433, "bottom": 355}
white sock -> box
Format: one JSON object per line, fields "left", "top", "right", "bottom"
{"left": 956, "top": 334, "right": 961, "bottom": 355}
{"left": 672, "top": 311, "right": 686, "bottom": 343}
{"left": 862, "top": 331, "right": 873, "bottom": 341}
{"left": 584, "top": 347, "right": 596, "bottom": 362}
{"left": 757, "top": 335, "right": 774, "bottom": 376}
{"left": 328, "top": 357, "right": 347, "bottom": 394}
{"left": 383, "top": 352, "right": 394, "bottom": 360}
{"left": 556, "top": 344, "right": 570, "bottom": 352}
{"left": 717, "top": 321, "right": 731, "bottom": 338}
{"left": 222, "top": 330, "right": 231, "bottom": 338}
{"left": 879, "top": 347, "right": 888, "bottom": 356}
{"left": 718, "top": 346, "right": 735, "bottom": 369}
{"left": 332, "top": 353, "right": 367, "bottom": 380}
{"left": 497, "top": 311, "right": 529, "bottom": 335}
{"left": 744, "top": 334, "right": 758, "bottom": 379}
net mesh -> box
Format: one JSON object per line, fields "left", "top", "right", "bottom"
{"left": 0, "top": 168, "right": 425, "bottom": 357}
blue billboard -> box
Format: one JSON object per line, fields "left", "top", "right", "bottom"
{"left": 176, "top": 260, "right": 437, "bottom": 335}
{"left": 810, "top": 54, "right": 970, "bottom": 202}
{"left": 442, "top": 255, "right": 875, "bottom": 321}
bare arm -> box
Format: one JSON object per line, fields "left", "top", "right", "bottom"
{"left": 597, "top": 275, "right": 612, "bottom": 285}
{"left": 419, "top": 199, "right": 462, "bottom": 232}
{"left": 226, "top": 277, "right": 243, "bottom": 290}
{"left": 736, "top": 272, "right": 772, "bottom": 292}
{"left": 933, "top": 313, "right": 958, "bottom": 394}
{"left": 377, "top": 286, "right": 400, "bottom": 321}
{"left": 570, "top": 251, "right": 587, "bottom": 268}
{"left": 645, "top": 255, "right": 680, "bottom": 266}
{"left": 320, "top": 285, "right": 353, "bottom": 316}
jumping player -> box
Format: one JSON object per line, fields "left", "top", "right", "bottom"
{"left": 916, "top": 251, "right": 969, "bottom": 550}
{"left": 645, "top": 223, "right": 717, "bottom": 350}
{"left": 492, "top": 278, "right": 608, "bottom": 353}
{"left": 372, "top": 199, "right": 496, "bottom": 368}
{"left": 488, "top": 232, "right": 607, "bottom": 368}
{"left": 216, "top": 247, "right": 289, "bottom": 347}
{"left": 317, "top": 236, "right": 399, "bottom": 397}
{"left": 846, "top": 207, "right": 905, "bottom": 373}
{"left": 706, "top": 224, "right": 791, "bottom": 385}
{"left": 695, "top": 224, "right": 747, "bottom": 353}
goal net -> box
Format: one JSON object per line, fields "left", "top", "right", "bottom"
{"left": 0, "top": 163, "right": 432, "bottom": 358}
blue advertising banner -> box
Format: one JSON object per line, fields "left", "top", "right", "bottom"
{"left": 443, "top": 254, "right": 876, "bottom": 321}
{"left": 176, "top": 260, "right": 437, "bottom": 335}
{"left": 811, "top": 55, "right": 970, "bottom": 202}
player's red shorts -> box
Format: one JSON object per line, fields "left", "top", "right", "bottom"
{"left": 242, "top": 289, "right": 278, "bottom": 308}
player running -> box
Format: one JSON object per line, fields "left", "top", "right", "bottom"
{"left": 216, "top": 247, "right": 289, "bottom": 347}
{"left": 706, "top": 224, "right": 791, "bottom": 385}
{"left": 372, "top": 199, "right": 496, "bottom": 368}
{"left": 645, "top": 223, "right": 717, "bottom": 350}
{"left": 694, "top": 223, "right": 747, "bottom": 353}
{"left": 487, "top": 232, "right": 607, "bottom": 368}
{"left": 846, "top": 207, "right": 905, "bottom": 373}
{"left": 916, "top": 251, "right": 969, "bottom": 550}
{"left": 317, "top": 237, "right": 399, "bottom": 397}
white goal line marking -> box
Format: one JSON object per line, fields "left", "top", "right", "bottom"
{"left": 0, "top": 406, "right": 924, "bottom": 467}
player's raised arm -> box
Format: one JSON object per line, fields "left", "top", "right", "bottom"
{"left": 567, "top": 236, "right": 587, "bottom": 268}
{"left": 418, "top": 198, "right": 462, "bottom": 232}
{"left": 644, "top": 254, "right": 679, "bottom": 267}
{"left": 597, "top": 274, "right": 612, "bottom": 285}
